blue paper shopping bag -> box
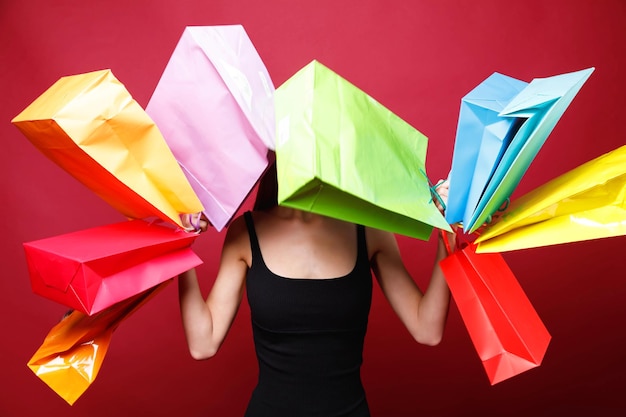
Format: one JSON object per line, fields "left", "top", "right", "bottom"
{"left": 446, "top": 73, "right": 527, "bottom": 226}
{"left": 466, "top": 67, "right": 595, "bottom": 232}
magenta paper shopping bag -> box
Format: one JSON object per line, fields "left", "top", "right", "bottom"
{"left": 24, "top": 220, "right": 202, "bottom": 315}
{"left": 147, "top": 25, "right": 275, "bottom": 231}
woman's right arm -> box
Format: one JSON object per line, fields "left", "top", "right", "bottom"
{"left": 178, "top": 217, "right": 249, "bottom": 360}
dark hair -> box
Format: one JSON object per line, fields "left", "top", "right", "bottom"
{"left": 253, "top": 154, "right": 278, "bottom": 212}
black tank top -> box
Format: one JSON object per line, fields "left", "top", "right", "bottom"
{"left": 243, "top": 211, "right": 373, "bottom": 417}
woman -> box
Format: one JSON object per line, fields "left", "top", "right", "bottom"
{"left": 178, "top": 162, "right": 454, "bottom": 416}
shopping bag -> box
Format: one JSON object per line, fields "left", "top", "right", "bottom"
{"left": 275, "top": 60, "right": 451, "bottom": 240}
{"left": 11, "top": 69, "right": 204, "bottom": 228}
{"left": 439, "top": 241, "right": 551, "bottom": 385}
{"left": 146, "top": 25, "right": 275, "bottom": 231}
{"left": 466, "top": 67, "right": 595, "bottom": 232}
{"left": 475, "top": 144, "right": 626, "bottom": 252}
{"left": 28, "top": 282, "right": 168, "bottom": 405}
{"left": 23, "top": 219, "right": 202, "bottom": 315}
{"left": 446, "top": 72, "right": 528, "bottom": 226}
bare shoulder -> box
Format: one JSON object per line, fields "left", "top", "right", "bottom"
{"left": 365, "top": 227, "right": 400, "bottom": 258}
{"left": 364, "top": 227, "right": 411, "bottom": 286}
{"left": 221, "top": 214, "right": 252, "bottom": 266}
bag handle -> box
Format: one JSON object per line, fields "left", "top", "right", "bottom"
{"left": 180, "top": 212, "right": 204, "bottom": 233}
{"left": 420, "top": 168, "right": 447, "bottom": 211}
{"left": 441, "top": 230, "right": 454, "bottom": 255}
{"left": 441, "top": 225, "right": 473, "bottom": 255}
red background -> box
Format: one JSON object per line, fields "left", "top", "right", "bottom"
{"left": 1, "top": 1, "right": 625, "bottom": 416}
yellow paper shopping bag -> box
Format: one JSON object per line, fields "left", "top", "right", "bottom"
{"left": 12, "top": 69, "right": 204, "bottom": 228}
{"left": 476, "top": 144, "right": 626, "bottom": 252}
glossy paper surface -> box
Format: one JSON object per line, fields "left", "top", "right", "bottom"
{"left": 275, "top": 60, "right": 451, "bottom": 240}
{"left": 466, "top": 67, "right": 595, "bottom": 232}
{"left": 11, "top": 69, "right": 204, "bottom": 228}
{"left": 446, "top": 72, "right": 528, "bottom": 226}
{"left": 439, "top": 243, "right": 551, "bottom": 384}
{"left": 147, "top": 25, "right": 275, "bottom": 231}
{"left": 476, "top": 144, "right": 626, "bottom": 252}
{"left": 23, "top": 220, "right": 202, "bottom": 315}
{"left": 28, "top": 283, "right": 168, "bottom": 405}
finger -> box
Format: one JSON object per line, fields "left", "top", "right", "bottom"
{"left": 435, "top": 179, "right": 449, "bottom": 189}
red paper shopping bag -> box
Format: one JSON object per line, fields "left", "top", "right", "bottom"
{"left": 439, "top": 242, "right": 551, "bottom": 384}
{"left": 28, "top": 282, "right": 168, "bottom": 405}
{"left": 23, "top": 220, "right": 202, "bottom": 315}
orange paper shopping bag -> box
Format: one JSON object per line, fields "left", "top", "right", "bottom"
{"left": 11, "top": 69, "right": 204, "bottom": 228}
{"left": 23, "top": 219, "right": 202, "bottom": 315}
{"left": 28, "top": 282, "right": 168, "bottom": 405}
{"left": 439, "top": 241, "right": 551, "bottom": 384}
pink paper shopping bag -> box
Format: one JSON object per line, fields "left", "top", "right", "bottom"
{"left": 147, "top": 25, "right": 276, "bottom": 231}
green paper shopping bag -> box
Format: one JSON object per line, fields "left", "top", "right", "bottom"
{"left": 275, "top": 60, "right": 451, "bottom": 240}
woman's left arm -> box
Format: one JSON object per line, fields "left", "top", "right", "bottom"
{"left": 369, "top": 180, "right": 454, "bottom": 346}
